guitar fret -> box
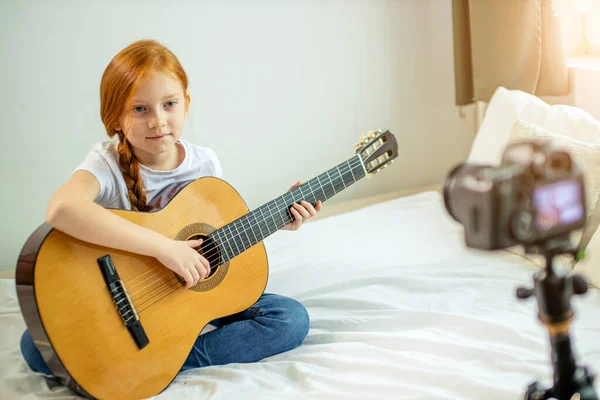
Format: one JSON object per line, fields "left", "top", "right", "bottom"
{"left": 233, "top": 224, "right": 244, "bottom": 253}
{"left": 242, "top": 215, "right": 259, "bottom": 246}
{"left": 337, "top": 167, "right": 346, "bottom": 191}
{"left": 255, "top": 207, "right": 265, "bottom": 235}
{"left": 268, "top": 201, "right": 285, "bottom": 229}
{"left": 227, "top": 224, "right": 240, "bottom": 255}
{"left": 228, "top": 222, "right": 240, "bottom": 254}
{"left": 251, "top": 212, "right": 265, "bottom": 240}
{"left": 266, "top": 204, "right": 277, "bottom": 232}
{"left": 226, "top": 224, "right": 240, "bottom": 254}
{"left": 217, "top": 230, "right": 233, "bottom": 261}
{"left": 242, "top": 219, "right": 252, "bottom": 249}
{"left": 317, "top": 175, "right": 327, "bottom": 200}
{"left": 234, "top": 220, "right": 250, "bottom": 251}
{"left": 336, "top": 165, "right": 346, "bottom": 189}
{"left": 283, "top": 193, "right": 294, "bottom": 223}
{"left": 219, "top": 230, "right": 229, "bottom": 261}
{"left": 307, "top": 179, "right": 317, "bottom": 203}
{"left": 318, "top": 174, "right": 332, "bottom": 200}
{"left": 327, "top": 170, "right": 337, "bottom": 195}
{"left": 285, "top": 196, "right": 294, "bottom": 224}
{"left": 341, "top": 164, "right": 354, "bottom": 187}
{"left": 348, "top": 160, "right": 357, "bottom": 182}
{"left": 274, "top": 197, "right": 289, "bottom": 227}
{"left": 335, "top": 166, "right": 345, "bottom": 192}
{"left": 259, "top": 206, "right": 273, "bottom": 234}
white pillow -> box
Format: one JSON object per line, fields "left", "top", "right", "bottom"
{"left": 468, "top": 86, "right": 600, "bottom": 166}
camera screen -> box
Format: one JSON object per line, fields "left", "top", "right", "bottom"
{"left": 533, "top": 179, "right": 584, "bottom": 230}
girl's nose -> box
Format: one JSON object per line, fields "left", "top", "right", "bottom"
{"left": 148, "top": 109, "right": 167, "bottom": 129}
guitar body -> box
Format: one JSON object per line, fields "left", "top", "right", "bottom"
{"left": 16, "top": 177, "right": 269, "bottom": 399}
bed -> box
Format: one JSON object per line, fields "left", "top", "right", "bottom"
{"left": 2, "top": 186, "right": 600, "bottom": 400}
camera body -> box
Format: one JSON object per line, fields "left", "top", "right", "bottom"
{"left": 443, "top": 139, "right": 587, "bottom": 251}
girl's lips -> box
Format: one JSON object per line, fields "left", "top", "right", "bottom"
{"left": 147, "top": 134, "right": 170, "bottom": 140}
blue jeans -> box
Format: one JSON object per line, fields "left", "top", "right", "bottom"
{"left": 21, "top": 293, "right": 310, "bottom": 377}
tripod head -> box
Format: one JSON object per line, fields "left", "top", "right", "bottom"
{"left": 516, "top": 241, "right": 597, "bottom": 400}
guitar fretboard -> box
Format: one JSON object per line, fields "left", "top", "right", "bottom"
{"left": 208, "top": 154, "right": 367, "bottom": 263}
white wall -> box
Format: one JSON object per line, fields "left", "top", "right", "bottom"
{"left": 0, "top": 0, "right": 477, "bottom": 271}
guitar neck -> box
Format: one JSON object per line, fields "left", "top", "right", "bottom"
{"left": 209, "top": 154, "right": 367, "bottom": 262}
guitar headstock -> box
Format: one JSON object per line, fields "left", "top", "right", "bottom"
{"left": 354, "top": 129, "right": 398, "bottom": 176}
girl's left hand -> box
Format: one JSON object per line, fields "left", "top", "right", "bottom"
{"left": 282, "top": 180, "right": 322, "bottom": 231}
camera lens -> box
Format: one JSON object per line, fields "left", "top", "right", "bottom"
{"left": 548, "top": 151, "right": 572, "bottom": 171}
{"left": 443, "top": 162, "right": 466, "bottom": 222}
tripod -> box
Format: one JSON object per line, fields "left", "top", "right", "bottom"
{"left": 516, "top": 246, "right": 597, "bottom": 400}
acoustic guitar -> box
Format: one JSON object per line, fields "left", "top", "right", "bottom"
{"left": 16, "top": 129, "right": 398, "bottom": 399}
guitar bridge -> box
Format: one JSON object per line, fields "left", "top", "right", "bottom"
{"left": 97, "top": 255, "right": 149, "bottom": 350}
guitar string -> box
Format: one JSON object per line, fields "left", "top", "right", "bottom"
{"left": 121, "top": 157, "right": 366, "bottom": 313}
{"left": 129, "top": 273, "right": 179, "bottom": 304}
{"left": 133, "top": 276, "right": 181, "bottom": 311}
{"left": 123, "top": 156, "right": 363, "bottom": 290}
{"left": 120, "top": 277, "right": 183, "bottom": 324}
{"left": 135, "top": 279, "right": 183, "bottom": 316}
{"left": 122, "top": 157, "right": 363, "bottom": 304}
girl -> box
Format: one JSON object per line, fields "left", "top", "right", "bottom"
{"left": 20, "top": 39, "right": 321, "bottom": 383}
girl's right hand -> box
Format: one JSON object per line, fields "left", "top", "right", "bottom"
{"left": 154, "top": 238, "right": 211, "bottom": 288}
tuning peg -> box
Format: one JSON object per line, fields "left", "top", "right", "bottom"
{"left": 353, "top": 135, "right": 367, "bottom": 148}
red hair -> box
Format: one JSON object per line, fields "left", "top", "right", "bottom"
{"left": 99, "top": 39, "right": 190, "bottom": 211}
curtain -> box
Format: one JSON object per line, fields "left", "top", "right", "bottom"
{"left": 452, "top": 0, "right": 571, "bottom": 105}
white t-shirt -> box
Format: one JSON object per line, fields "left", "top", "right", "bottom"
{"left": 73, "top": 138, "right": 223, "bottom": 210}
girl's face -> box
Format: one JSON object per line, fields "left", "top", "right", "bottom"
{"left": 118, "top": 71, "right": 187, "bottom": 157}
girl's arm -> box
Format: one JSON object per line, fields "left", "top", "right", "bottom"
{"left": 46, "top": 170, "right": 209, "bottom": 287}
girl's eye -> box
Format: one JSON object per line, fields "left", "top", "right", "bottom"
{"left": 133, "top": 105, "right": 145, "bottom": 113}
{"left": 165, "top": 101, "right": 177, "bottom": 108}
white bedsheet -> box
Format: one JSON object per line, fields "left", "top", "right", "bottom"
{"left": 2, "top": 190, "right": 600, "bottom": 400}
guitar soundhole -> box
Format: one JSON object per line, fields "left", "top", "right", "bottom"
{"left": 190, "top": 234, "right": 221, "bottom": 279}
{"left": 174, "top": 223, "right": 229, "bottom": 292}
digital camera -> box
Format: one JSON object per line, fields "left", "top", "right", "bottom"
{"left": 443, "top": 139, "right": 587, "bottom": 251}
